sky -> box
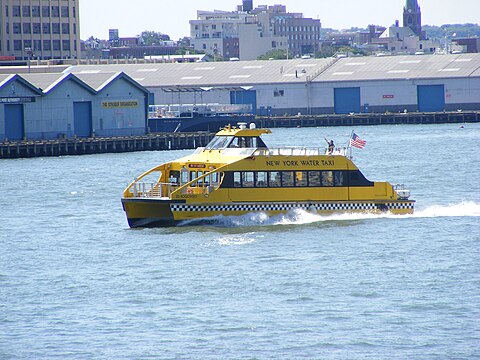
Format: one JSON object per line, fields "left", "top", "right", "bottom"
{"left": 79, "top": 0, "right": 479, "bottom": 40}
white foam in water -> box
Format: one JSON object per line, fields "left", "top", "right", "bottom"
{"left": 192, "top": 201, "right": 480, "bottom": 228}
{"left": 412, "top": 201, "right": 480, "bottom": 218}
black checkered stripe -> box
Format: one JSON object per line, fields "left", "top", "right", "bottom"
{"left": 171, "top": 202, "right": 413, "bottom": 212}
{"left": 386, "top": 202, "right": 415, "bottom": 210}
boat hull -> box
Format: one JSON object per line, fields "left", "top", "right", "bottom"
{"left": 122, "top": 198, "right": 415, "bottom": 228}
{"left": 148, "top": 114, "right": 255, "bottom": 132}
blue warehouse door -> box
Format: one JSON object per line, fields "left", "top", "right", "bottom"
{"left": 334, "top": 87, "right": 361, "bottom": 114}
{"left": 73, "top": 101, "right": 92, "bottom": 138}
{"left": 230, "top": 90, "right": 257, "bottom": 114}
{"left": 4, "top": 104, "right": 24, "bottom": 141}
{"left": 417, "top": 85, "right": 445, "bottom": 112}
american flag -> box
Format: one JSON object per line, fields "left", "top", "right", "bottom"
{"left": 350, "top": 132, "right": 366, "bottom": 149}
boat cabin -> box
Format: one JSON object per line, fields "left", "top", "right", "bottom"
{"left": 204, "top": 124, "right": 271, "bottom": 150}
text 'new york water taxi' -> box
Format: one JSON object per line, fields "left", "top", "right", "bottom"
{"left": 122, "top": 124, "right": 414, "bottom": 228}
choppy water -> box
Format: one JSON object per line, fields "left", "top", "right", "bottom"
{"left": 1, "top": 123, "right": 479, "bottom": 359}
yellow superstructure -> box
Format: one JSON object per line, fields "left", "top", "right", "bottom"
{"left": 122, "top": 124, "right": 414, "bottom": 228}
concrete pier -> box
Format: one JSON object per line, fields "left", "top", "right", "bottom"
{"left": 0, "top": 132, "right": 214, "bottom": 159}
{"left": 256, "top": 111, "right": 480, "bottom": 128}
{"left": 2, "top": 111, "right": 478, "bottom": 159}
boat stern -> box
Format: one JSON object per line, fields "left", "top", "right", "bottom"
{"left": 122, "top": 198, "right": 176, "bottom": 228}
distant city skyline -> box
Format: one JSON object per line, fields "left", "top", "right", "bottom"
{"left": 79, "top": 0, "right": 478, "bottom": 40}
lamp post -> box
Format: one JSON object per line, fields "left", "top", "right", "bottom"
{"left": 25, "top": 47, "right": 33, "bottom": 73}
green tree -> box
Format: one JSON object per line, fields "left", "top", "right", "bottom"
{"left": 139, "top": 31, "right": 170, "bottom": 46}
{"left": 257, "top": 49, "right": 288, "bottom": 60}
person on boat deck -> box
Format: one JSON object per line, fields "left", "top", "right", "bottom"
{"left": 325, "top": 138, "right": 335, "bottom": 154}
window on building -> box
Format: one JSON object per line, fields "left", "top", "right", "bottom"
{"left": 42, "top": 23, "right": 51, "bottom": 34}
{"left": 33, "top": 23, "right": 41, "bottom": 34}
{"left": 13, "top": 6, "right": 21, "bottom": 17}
{"left": 62, "top": 40, "right": 70, "bottom": 51}
{"left": 52, "top": 40, "right": 61, "bottom": 50}
{"left": 43, "top": 40, "right": 51, "bottom": 51}
{"left": 42, "top": 6, "right": 50, "bottom": 17}
{"left": 13, "top": 23, "right": 21, "bottom": 34}
{"left": 274, "top": 89, "right": 284, "bottom": 97}
{"left": 34, "top": 40, "right": 42, "bottom": 51}
{"left": 22, "top": 6, "right": 30, "bottom": 17}
{"left": 5, "top": 5, "right": 9, "bottom": 17}
{"left": 32, "top": 6, "right": 40, "bottom": 17}
{"left": 52, "top": 23, "right": 60, "bottom": 34}
{"left": 72, "top": 7, "right": 76, "bottom": 18}
{"left": 24, "top": 40, "right": 32, "bottom": 50}
{"left": 5, "top": 23, "right": 9, "bottom": 34}
{"left": 22, "top": 22, "right": 31, "bottom": 34}
{"left": 51, "top": 6, "right": 60, "bottom": 17}
{"left": 14, "top": 40, "right": 22, "bottom": 51}
{"left": 62, "top": 23, "right": 69, "bottom": 34}
{"left": 61, "top": 6, "right": 69, "bottom": 17}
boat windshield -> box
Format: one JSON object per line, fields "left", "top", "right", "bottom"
{"left": 205, "top": 136, "right": 234, "bottom": 150}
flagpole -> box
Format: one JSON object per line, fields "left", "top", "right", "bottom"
{"left": 348, "top": 130, "right": 354, "bottom": 159}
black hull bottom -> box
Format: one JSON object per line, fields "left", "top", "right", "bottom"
{"left": 127, "top": 217, "right": 176, "bottom": 228}
{"left": 148, "top": 115, "right": 255, "bottom": 133}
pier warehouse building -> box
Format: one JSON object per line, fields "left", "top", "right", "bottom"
{"left": 0, "top": 72, "right": 149, "bottom": 142}
{"left": 1, "top": 52, "right": 479, "bottom": 142}
{"left": 64, "top": 53, "right": 480, "bottom": 116}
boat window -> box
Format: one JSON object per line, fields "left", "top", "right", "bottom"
{"left": 234, "top": 172, "right": 241, "bottom": 187}
{"left": 190, "top": 171, "right": 197, "bottom": 186}
{"left": 168, "top": 170, "right": 180, "bottom": 185}
{"left": 269, "top": 171, "right": 281, "bottom": 187}
{"left": 349, "top": 170, "right": 374, "bottom": 187}
{"left": 242, "top": 172, "right": 254, "bottom": 187}
{"left": 335, "top": 171, "right": 345, "bottom": 186}
{"left": 295, "top": 171, "right": 308, "bottom": 187}
{"left": 180, "top": 167, "right": 189, "bottom": 184}
{"left": 255, "top": 137, "right": 268, "bottom": 148}
{"left": 322, "top": 171, "right": 334, "bottom": 187}
{"left": 228, "top": 136, "right": 268, "bottom": 149}
{"left": 281, "top": 171, "right": 294, "bottom": 187}
{"left": 308, "top": 171, "right": 321, "bottom": 187}
{"left": 211, "top": 172, "right": 219, "bottom": 186}
{"left": 255, "top": 172, "right": 268, "bottom": 187}
{"left": 205, "top": 136, "right": 234, "bottom": 150}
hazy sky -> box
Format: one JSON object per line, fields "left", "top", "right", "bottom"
{"left": 79, "top": 0, "right": 479, "bottom": 40}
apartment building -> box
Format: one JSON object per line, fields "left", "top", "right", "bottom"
{"left": 0, "top": 0, "right": 81, "bottom": 60}
{"left": 190, "top": 2, "right": 320, "bottom": 60}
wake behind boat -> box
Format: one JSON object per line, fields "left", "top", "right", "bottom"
{"left": 122, "top": 124, "right": 414, "bottom": 228}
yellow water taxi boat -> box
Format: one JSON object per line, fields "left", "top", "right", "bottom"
{"left": 122, "top": 124, "right": 414, "bottom": 227}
